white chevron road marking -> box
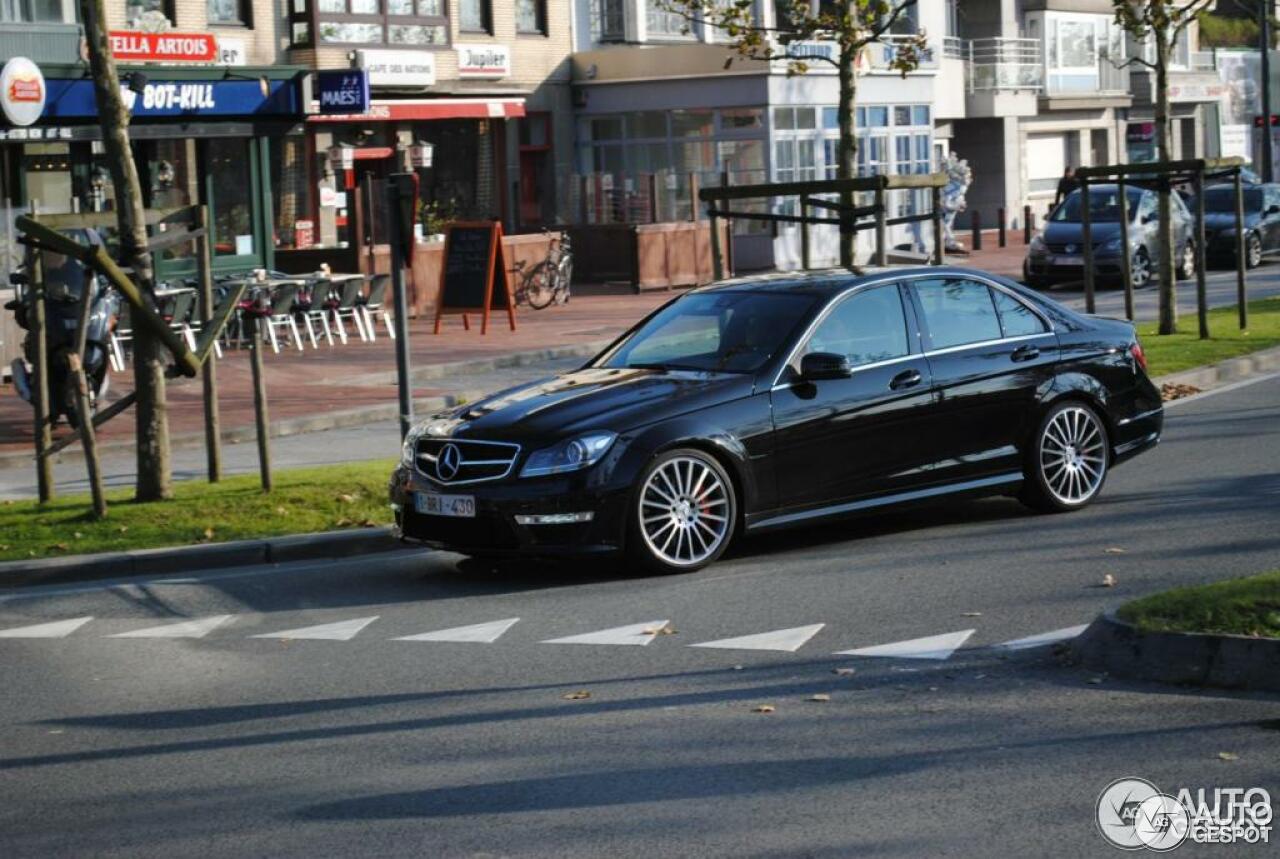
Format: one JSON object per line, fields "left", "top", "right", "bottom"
{"left": 835, "top": 629, "right": 976, "bottom": 661}
{"left": 109, "top": 615, "right": 234, "bottom": 639}
{"left": 394, "top": 618, "right": 520, "bottom": 643}
{"left": 0, "top": 617, "right": 94, "bottom": 638}
{"left": 994, "top": 624, "right": 1089, "bottom": 651}
{"left": 251, "top": 616, "right": 379, "bottom": 641}
{"left": 542, "top": 620, "right": 671, "bottom": 646}
{"left": 690, "top": 624, "right": 826, "bottom": 653}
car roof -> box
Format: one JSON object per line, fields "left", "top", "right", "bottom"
{"left": 693, "top": 266, "right": 1011, "bottom": 296}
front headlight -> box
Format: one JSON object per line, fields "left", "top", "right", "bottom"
{"left": 1100, "top": 237, "right": 1123, "bottom": 253}
{"left": 401, "top": 427, "right": 424, "bottom": 466}
{"left": 520, "top": 431, "right": 617, "bottom": 478}
{"left": 1029, "top": 234, "right": 1047, "bottom": 254}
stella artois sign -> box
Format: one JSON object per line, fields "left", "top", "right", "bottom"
{"left": 109, "top": 31, "right": 219, "bottom": 63}
{"left": 0, "top": 58, "right": 45, "bottom": 127}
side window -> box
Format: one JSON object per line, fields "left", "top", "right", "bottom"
{"left": 992, "top": 289, "right": 1048, "bottom": 337}
{"left": 912, "top": 278, "right": 1002, "bottom": 350}
{"left": 804, "top": 286, "right": 909, "bottom": 368}
{"left": 1267, "top": 187, "right": 1280, "bottom": 213}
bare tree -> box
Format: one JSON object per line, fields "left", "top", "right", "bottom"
{"left": 659, "top": 0, "right": 925, "bottom": 267}
{"left": 78, "top": 0, "right": 172, "bottom": 500}
{"left": 1113, "top": 0, "right": 1218, "bottom": 335}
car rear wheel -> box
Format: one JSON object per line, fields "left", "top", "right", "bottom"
{"left": 1246, "top": 233, "right": 1264, "bottom": 269}
{"left": 627, "top": 448, "right": 736, "bottom": 574}
{"left": 1130, "top": 247, "right": 1152, "bottom": 289}
{"left": 1020, "top": 401, "right": 1109, "bottom": 513}
{"left": 1177, "top": 241, "right": 1196, "bottom": 280}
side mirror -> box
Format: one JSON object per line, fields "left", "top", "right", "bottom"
{"left": 1267, "top": 205, "right": 1280, "bottom": 215}
{"left": 800, "top": 351, "right": 852, "bottom": 382}
{"left": 1142, "top": 212, "right": 1158, "bottom": 224}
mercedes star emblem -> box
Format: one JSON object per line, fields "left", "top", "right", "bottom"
{"left": 436, "top": 443, "right": 462, "bottom": 481}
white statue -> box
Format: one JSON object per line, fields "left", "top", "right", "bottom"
{"left": 940, "top": 152, "right": 972, "bottom": 252}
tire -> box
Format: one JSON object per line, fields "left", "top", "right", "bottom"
{"left": 1020, "top": 401, "right": 1110, "bottom": 513}
{"left": 555, "top": 258, "right": 573, "bottom": 305}
{"left": 626, "top": 448, "right": 737, "bottom": 575}
{"left": 1176, "top": 240, "right": 1196, "bottom": 280}
{"left": 1130, "top": 247, "right": 1152, "bottom": 289}
{"left": 1245, "top": 232, "right": 1263, "bottom": 269}
{"left": 524, "top": 261, "right": 556, "bottom": 309}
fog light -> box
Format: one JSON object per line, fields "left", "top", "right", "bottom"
{"left": 514, "top": 512, "right": 595, "bottom": 525}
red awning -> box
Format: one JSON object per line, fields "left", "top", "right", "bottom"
{"left": 308, "top": 97, "right": 526, "bottom": 123}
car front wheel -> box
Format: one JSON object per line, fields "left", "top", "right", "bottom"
{"left": 1177, "top": 241, "right": 1196, "bottom": 280}
{"left": 1130, "top": 247, "right": 1152, "bottom": 289}
{"left": 1020, "top": 401, "right": 1109, "bottom": 513}
{"left": 627, "top": 448, "right": 736, "bottom": 574}
{"left": 1246, "top": 232, "right": 1264, "bottom": 269}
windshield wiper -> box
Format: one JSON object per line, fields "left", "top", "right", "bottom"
{"left": 626, "top": 362, "right": 672, "bottom": 372}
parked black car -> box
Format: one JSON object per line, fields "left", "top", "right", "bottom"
{"left": 1196, "top": 183, "right": 1280, "bottom": 268}
{"left": 390, "top": 268, "right": 1163, "bottom": 574}
{"left": 1024, "top": 185, "right": 1197, "bottom": 289}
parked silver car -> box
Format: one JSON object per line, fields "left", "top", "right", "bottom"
{"left": 1024, "top": 185, "right": 1197, "bottom": 289}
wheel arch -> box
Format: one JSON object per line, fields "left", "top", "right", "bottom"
{"left": 1035, "top": 375, "right": 1118, "bottom": 461}
{"left": 625, "top": 420, "right": 758, "bottom": 531}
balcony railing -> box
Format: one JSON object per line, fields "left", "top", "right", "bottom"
{"left": 942, "top": 36, "right": 964, "bottom": 60}
{"left": 967, "top": 37, "right": 1042, "bottom": 92}
{"left": 1189, "top": 50, "right": 1217, "bottom": 71}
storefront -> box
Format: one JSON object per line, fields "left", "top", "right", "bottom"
{"left": 0, "top": 61, "right": 307, "bottom": 281}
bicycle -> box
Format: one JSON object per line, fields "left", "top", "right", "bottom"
{"left": 514, "top": 229, "right": 573, "bottom": 310}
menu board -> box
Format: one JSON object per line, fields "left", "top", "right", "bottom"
{"left": 433, "top": 221, "right": 516, "bottom": 335}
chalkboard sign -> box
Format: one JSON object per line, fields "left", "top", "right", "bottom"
{"left": 434, "top": 220, "right": 517, "bottom": 335}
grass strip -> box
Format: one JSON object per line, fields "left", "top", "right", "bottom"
{"left": 1117, "top": 570, "right": 1280, "bottom": 638}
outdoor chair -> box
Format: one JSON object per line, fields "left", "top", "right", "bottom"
{"left": 109, "top": 302, "right": 131, "bottom": 372}
{"left": 304, "top": 279, "right": 336, "bottom": 347}
{"left": 163, "top": 290, "right": 198, "bottom": 353}
{"left": 330, "top": 277, "right": 370, "bottom": 344}
{"left": 263, "top": 283, "right": 303, "bottom": 354}
{"left": 358, "top": 273, "right": 393, "bottom": 340}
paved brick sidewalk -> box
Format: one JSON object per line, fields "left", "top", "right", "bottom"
{"left": 0, "top": 287, "right": 674, "bottom": 461}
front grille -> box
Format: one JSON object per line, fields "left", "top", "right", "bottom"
{"left": 1045, "top": 242, "right": 1103, "bottom": 254}
{"left": 415, "top": 438, "right": 520, "bottom": 485}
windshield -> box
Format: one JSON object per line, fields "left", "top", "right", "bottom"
{"left": 596, "top": 291, "right": 817, "bottom": 374}
{"left": 1051, "top": 187, "right": 1144, "bottom": 223}
{"left": 1199, "top": 187, "right": 1263, "bottom": 213}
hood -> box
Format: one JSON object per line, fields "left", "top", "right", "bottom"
{"left": 425, "top": 367, "right": 755, "bottom": 444}
{"left": 1042, "top": 221, "right": 1123, "bottom": 245}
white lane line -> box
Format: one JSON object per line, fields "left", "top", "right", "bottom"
{"left": 1163, "top": 369, "right": 1280, "bottom": 409}
{"left": 109, "top": 615, "right": 234, "bottom": 639}
{"left": 993, "top": 624, "right": 1089, "bottom": 651}
{"left": 835, "top": 629, "right": 976, "bottom": 661}
{"left": 393, "top": 618, "right": 520, "bottom": 643}
{"left": 689, "top": 623, "right": 826, "bottom": 653}
{"left": 542, "top": 620, "right": 671, "bottom": 646}
{"left": 250, "top": 616, "right": 379, "bottom": 641}
{"left": 0, "top": 616, "right": 94, "bottom": 638}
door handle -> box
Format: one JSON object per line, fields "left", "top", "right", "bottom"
{"left": 889, "top": 369, "right": 922, "bottom": 390}
{"left": 1011, "top": 345, "right": 1040, "bottom": 362}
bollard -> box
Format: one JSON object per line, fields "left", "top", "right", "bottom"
{"left": 1024, "top": 206, "right": 1033, "bottom": 245}
{"left": 998, "top": 208, "right": 1006, "bottom": 247}
{"left": 971, "top": 210, "right": 982, "bottom": 251}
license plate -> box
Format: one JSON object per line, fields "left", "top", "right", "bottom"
{"left": 1052, "top": 255, "right": 1082, "bottom": 266}
{"left": 414, "top": 492, "right": 476, "bottom": 518}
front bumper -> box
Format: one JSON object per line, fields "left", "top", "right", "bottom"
{"left": 388, "top": 463, "right": 630, "bottom": 557}
{"left": 1024, "top": 253, "right": 1126, "bottom": 283}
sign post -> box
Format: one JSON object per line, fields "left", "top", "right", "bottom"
{"left": 386, "top": 173, "right": 418, "bottom": 441}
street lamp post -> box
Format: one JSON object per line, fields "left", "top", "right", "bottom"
{"left": 1262, "top": 0, "right": 1274, "bottom": 182}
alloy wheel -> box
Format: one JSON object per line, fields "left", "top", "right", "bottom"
{"left": 1039, "top": 406, "right": 1107, "bottom": 506}
{"left": 638, "top": 455, "right": 731, "bottom": 567}
{"left": 1180, "top": 242, "right": 1196, "bottom": 279}
{"left": 1248, "top": 234, "right": 1263, "bottom": 268}
{"left": 1130, "top": 249, "right": 1151, "bottom": 288}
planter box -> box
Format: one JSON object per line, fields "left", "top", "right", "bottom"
{"left": 568, "top": 221, "right": 730, "bottom": 292}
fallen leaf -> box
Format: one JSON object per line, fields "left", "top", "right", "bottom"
{"left": 1102, "top": 574, "right": 1117, "bottom": 588}
{"left": 732, "top": 665, "right": 744, "bottom": 670}
{"left": 808, "top": 694, "right": 831, "bottom": 703}
{"left": 1160, "top": 382, "right": 1201, "bottom": 402}
{"left": 337, "top": 493, "right": 355, "bottom": 504}
{"left": 275, "top": 507, "right": 287, "bottom": 515}
{"left": 117, "top": 526, "right": 128, "bottom": 534}
{"left": 928, "top": 686, "right": 939, "bottom": 692}
{"left": 0, "top": 544, "right": 8, "bottom": 551}
{"left": 562, "top": 690, "right": 591, "bottom": 701}
{"left": 334, "top": 517, "right": 354, "bottom": 527}
{"left": 832, "top": 667, "right": 857, "bottom": 676}
{"left": 1218, "top": 751, "right": 1239, "bottom": 761}
{"left": 73, "top": 531, "right": 82, "bottom": 539}
{"left": 752, "top": 704, "right": 776, "bottom": 714}
{"left": 1086, "top": 675, "right": 1106, "bottom": 685}
{"left": 962, "top": 611, "right": 982, "bottom": 617}
{"left": 47, "top": 729, "right": 63, "bottom": 735}
{"left": 359, "top": 518, "right": 378, "bottom": 528}
{"left": 1104, "top": 547, "right": 1127, "bottom": 555}
{"left": 202, "top": 527, "right": 215, "bottom": 541}
{"left": 49, "top": 543, "right": 69, "bottom": 552}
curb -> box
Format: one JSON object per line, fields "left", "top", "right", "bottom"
{"left": 1071, "top": 611, "right": 1280, "bottom": 693}
{"left": 1153, "top": 344, "right": 1280, "bottom": 392}
{"left": 0, "top": 527, "right": 401, "bottom": 591}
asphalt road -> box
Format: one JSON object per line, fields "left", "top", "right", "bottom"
{"left": 1, "top": 374, "right": 1278, "bottom": 857}
{"left": 2, "top": 263, "right": 1280, "bottom": 501}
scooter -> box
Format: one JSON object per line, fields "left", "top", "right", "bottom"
{"left": 6, "top": 228, "right": 120, "bottom": 428}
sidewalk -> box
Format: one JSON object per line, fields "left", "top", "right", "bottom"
{"left": 0, "top": 285, "right": 674, "bottom": 464}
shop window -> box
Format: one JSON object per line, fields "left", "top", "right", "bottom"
{"left": 458, "top": 0, "right": 490, "bottom": 33}
{"left": 671, "top": 110, "right": 714, "bottom": 138}
{"left": 271, "top": 136, "right": 315, "bottom": 251}
{"left": 205, "top": 138, "right": 256, "bottom": 259}
{"left": 516, "top": 0, "right": 545, "bottom": 34}
{"left": 147, "top": 140, "right": 198, "bottom": 264}
{"left": 1, "top": 0, "right": 68, "bottom": 22}
{"left": 208, "top": 0, "right": 250, "bottom": 26}
{"left": 23, "top": 143, "right": 74, "bottom": 215}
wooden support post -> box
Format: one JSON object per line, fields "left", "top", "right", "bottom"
{"left": 1118, "top": 178, "right": 1134, "bottom": 321}
{"left": 1024, "top": 205, "right": 1033, "bottom": 244}
{"left": 647, "top": 173, "right": 659, "bottom": 224}
{"left": 1193, "top": 169, "right": 1209, "bottom": 340}
{"left": 196, "top": 206, "right": 221, "bottom": 482}
{"left": 874, "top": 179, "right": 888, "bottom": 266}
{"left": 578, "top": 175, "right": 588, "bottom": 224}
{"left": 46, "top": 391, "right": 135, "bottom": 456}
{"left": 248, "top": 316, "right": 272, "bottom": 492}
{"left": 998, "top": 208, "right": 1006, "bottom": 247}
{"left": 29, "top": 246, "right": 53, "bottom": 503}
{"left": 1080, "top": 177, "right": 1096, "bottom": 314}
{"left": 708, "top": 193, "right": 723, "bottom": 282}
{"left": 688, "top": 172, "right": 699, "bottom": 222}
{"left": 69, "top": 263, "right": 105, "bottom": 518}
{"left": 932, "top": 185, "right": 945, "bottom": 265}
{"left": 800, "top": 193, "right": 811, "bottom": 271}
{"left": 1234, "top": 170, "right": 1249, "bottom": 330}
{"left": 971, "top": 210, "right": 982, "bottom": 251}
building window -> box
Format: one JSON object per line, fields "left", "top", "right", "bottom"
{"left": 516, "top": 0, "right": 545, "bottom": 34}
{"left": 208, "top": 0, "right": 249, "bottom": 26}
{"left": 0, "top": 0, "right": 68, "bottom": 22}
{"left": 124, "top": 0, "right": 174, "bottom": 27}
{"left": 596, "top": 0, "right": 624, "bottom": 41}
{"left": 458, "top": 0, "right": 490, "bottom": 33}
{"left": 646, "top": 1, "right": 690, "bottom": 40}
{"left": 307, "top": 0, "right": 449, "bottom": 46}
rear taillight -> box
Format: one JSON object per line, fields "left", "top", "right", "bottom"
{"left": 1130, "top": 340, "right": 1148, "bottom": 371}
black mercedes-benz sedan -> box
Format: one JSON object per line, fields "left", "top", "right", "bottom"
{"left": 389, "top": 267, "right": 1163, "bottom": 574}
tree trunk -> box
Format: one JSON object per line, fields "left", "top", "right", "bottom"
{"left": 837, "top": 39, "right": 859, "bottom": 269}
{"left": 79, "top": 0, "right": 172, "bottom": 500}
{"left": 1154, "top": 32, "right": 1178, "bottom": 335}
